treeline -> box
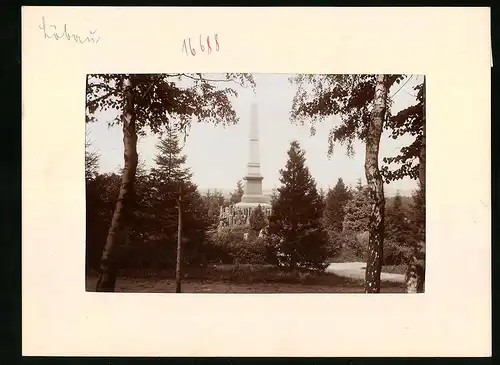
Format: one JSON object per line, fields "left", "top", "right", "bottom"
{"left": 86, "top": 134, "right": 425, "bottom": 276}
{"left": 86, "top": 130, "right": 219, "bottom": 274}
{"left": 323, "top": 178, "right": 425, "bottom": 266}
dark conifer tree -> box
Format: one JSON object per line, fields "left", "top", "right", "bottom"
{"left": 268, "top": 140, "right": 328, "bottom": 270}
{"left": 323, "top": 178, "right": 352, "bottom": 233}
{"left": 385, "top": 191, "right": 411, "bottom": 244}
{"left": 249, "top": 204, "right": 267, "bottom": 232}
{"left": 149, "top": 129, "right": 209, "bottom": 265}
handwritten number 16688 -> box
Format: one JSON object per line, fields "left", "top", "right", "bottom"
{"left": 182, "top": 34, "right": 219, "bottom": 56}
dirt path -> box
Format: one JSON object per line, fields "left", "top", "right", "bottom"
{"left": 326, "top": 262, "right": 405, "bottom": 283}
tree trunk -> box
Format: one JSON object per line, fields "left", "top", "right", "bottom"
{"left": 406, "top": 77, "right": 426, "bottom": 294}
{"left": 96, "top": 76, "right": 138, "bottom": 292}
{"left": 175, "top": 185, "right": 183, "bottom": 293}
{"left": 364, "top": 74, "right": 388, "bottom": 293}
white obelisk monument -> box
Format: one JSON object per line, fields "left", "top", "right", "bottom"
{"left": 236, "top": 104, "right": 271, "bottom": 209}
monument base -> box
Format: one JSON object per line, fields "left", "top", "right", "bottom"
{"left": 240, "top": 194, "right": 271, "bottom": 205}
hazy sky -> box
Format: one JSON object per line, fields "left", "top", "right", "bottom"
{"left": 87, "top": 74, "right": 423, "bottom": 196}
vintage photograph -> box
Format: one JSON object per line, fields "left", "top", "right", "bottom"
{"left": 85, "top": 73, "right": 426, "bottom": 294}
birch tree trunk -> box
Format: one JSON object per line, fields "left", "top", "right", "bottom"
{"left": 364, "top": 74, "right": 388, "bottom": 293}
{"left": 175, "top": 185, "right": 183, "bottom": 293}
{"left": 96, "top": 76, "right": 138, "bottom": 292}
{"left": 406, "top": 78, "right": 426, "bottom": 293}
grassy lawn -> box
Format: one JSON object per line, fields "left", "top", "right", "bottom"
{"left": 86, "top": 264, "right": 404, "bottom": 293}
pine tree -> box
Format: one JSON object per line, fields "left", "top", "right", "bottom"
{"left": 342, "top": 185, "right": 371, "bottom": 234}
{"left": 230, "top": 180, "right": 244, "bottom": 204}
{"left": 249, "top": 204, "right": 266, "bottom": 232}
{"left": 324, "top": 178, "right": 352, "bottom": 233}
{"left": 385, "top": 191, "right": 411, "bottom": 244}
{"left": 318, "top": 187, "right": 326, "bottom": 203}
{"left": 148, "top": 130, "right": 209, "bottom": 265}
{"left": 382, "top": 190, "right": 414, "bottom": 265}
{"left": 153, "top": 129, "right": 193, "bottom": 183}
{"left": 322, "top": 178, "right": 353, "bottom": 258}
{"left": 267, "top": 140, "right": 328, "bottom": 270}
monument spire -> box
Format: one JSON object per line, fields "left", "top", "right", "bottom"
{"left": 246, "top": 103, "right": 262, "bottom": 179}
{"left": 240, "top": 103, "right": 268, "bottom": 204}
{"left": 222, "top": 102, "right": 271, "bottom": 228}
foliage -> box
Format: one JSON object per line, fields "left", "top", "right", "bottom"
{"left": 203, "top": 189, "right": 226, "bottom": 228}
{"left": 409, "top": 184, "right": 425, "bottom": 243}
{"left": 383, "top": 239, "right": 413, "bottom": 265}
{"left": 267, "top": 140, "right": 328, "bottom": 270}
{"left": 322, "top": 178, "right": 353, "bottom": 260}
{"left": 147, "top": 131, "right": 209, "bottom": 262}
{"left": 151, "top": 128, "right": 193, "bottom": 182}
{"left": 85, "top": 173, "right": 121, "bottom": 271}
{"left": 318, "top": 187, "right": 326, "bottom": 202}
{"left": 270, "top": 188, "right": 279, "bottom": 203}
{"left": 249, "top": 204, "right": 267, "bottom": 232}
{"left": 375, "top": 188, "right": 426, "bottom": 268}
{"left": 355, "top": 178, "right": 363, "bottom": 192}
{"left": 230, "top": 180, "right": 244, "bottom": 204}
{"left": 323, "top": 178, "right": 353, "bottom": 233}
{"left": 289, "top": 74, "right": 404, "bottom": 157}
{"left": 85, "top": 131, "right": 100, "bottom": 181}
{"left": 320, "top": 230, "right": 344, "bottom": 261}
{"left": 289, "top": 74, "right": 424, "bottom": 185}
{"left": 206, "top": 227, "right": 274, "bottom": 265}
{"left": 409, "top": 184, "right": 426, "bottom": 267}
{"left": 385, "top": 191, "right": 412, "bottom": 244}
{"left": 335, "top": 190, "right": 419, "bottom": 265}
{"left": 85, "top": 131, "right": 211, "bottom": 272}
{"left": 342, "top": 185, "right": 371, "bottom": 233}
{"left": 381, "top": 79, "right": 425, "bottom": 182}
{"left": 86, "top": 73, "right": 256, "bottom": 136}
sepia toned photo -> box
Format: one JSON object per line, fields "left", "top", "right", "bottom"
{"left": 85, "top": 73, "right": 426, "bottom": 294}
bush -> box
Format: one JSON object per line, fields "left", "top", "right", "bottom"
{"left": 249, "top": 205, "right": 267, "bottom": 232}
{"left": 262, "top": 230, "right": 329, "bottom": 271}
{"left": 324, "top": 230, "right": 347, "bottom": 259}
{"left": 296, "top": 229, "right": 329, "bottom": 271}
{"left": 331, "top": 229, "right": 414, "bottom": 267}
{"left": 206, "top": 227, "right": 276, "bottom": 265}
{"left": 336, "top": 231, "right": 369, "bottom": 261}
{"left": 383, "top": 240, "right": 413, "bottom": 265}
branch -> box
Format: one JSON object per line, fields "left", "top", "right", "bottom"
{"left": 89, "top": 82, "right": 119, "bottom": 94}
{"left": 179, "top": 73, "right": 246, "bottom": 87}
{"left": 87, "top": 90, "right": 117, "bottom": 109}
{"left": 141, "top": 83, "right": 154, "bottom": 101}
{"left": 389, "top": 75, "right": 413, "bottom": 98}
